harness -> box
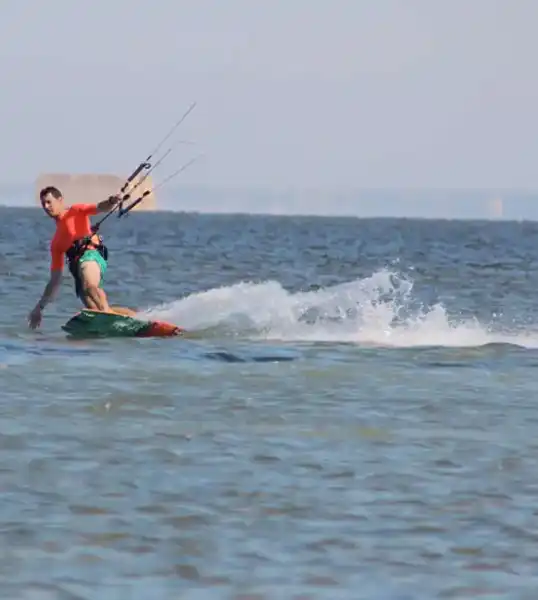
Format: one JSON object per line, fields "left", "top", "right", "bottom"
{"left": 65, "top": 234, "right": 108, "bottom": 297}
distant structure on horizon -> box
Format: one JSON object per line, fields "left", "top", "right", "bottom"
{"left": 491, "top": 196, "right": 503, "bottom": 219}
{"left": 34, "top": 172, "right": 156, "bottom": 210}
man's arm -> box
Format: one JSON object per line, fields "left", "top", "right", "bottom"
{"left": 96, "top": 195, "right": 121, "bottom": 213}
{"left": 74, "top": 196, "right": 121, "bottom": 217}
{"left": 28, "top": 270, "right": 62, "bottom": 329}
{"left": 35, "top": 270, "right": 62, "bottom": 311}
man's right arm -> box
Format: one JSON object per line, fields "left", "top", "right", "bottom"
{"left": 35, "top": 270, "right": 62, "bottom": 311}
{"left": 28, "top": 269, "right": 62, "bottom": 329}
{"left": 33, "top": 246, "right": 64, "bottom": 313}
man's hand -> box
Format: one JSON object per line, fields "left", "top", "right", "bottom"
{"left": 29, "top": 272, "right": 62, "bottom": 329}
{"left": 28, "top": 305, "right": 43, "bottom": 330}
{"left": 96, "top": 195, "right": 122, "bottom": 213}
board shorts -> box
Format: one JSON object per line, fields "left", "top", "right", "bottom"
{"left": 76, "top": 249, "right": 108, "bottom": 296}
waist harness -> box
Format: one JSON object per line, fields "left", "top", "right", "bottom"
{"left": 65, "top": 234, "right": 109, "bottom": 297}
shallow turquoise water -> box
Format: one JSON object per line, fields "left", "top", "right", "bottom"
{"left": 2, "top": 206, "right": 538, "bottom": 598}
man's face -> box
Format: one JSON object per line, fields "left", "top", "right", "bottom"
{"left": 41, "top": 193, "right": 64, "bottom": 218}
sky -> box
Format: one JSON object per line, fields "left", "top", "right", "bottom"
{"left": 1, "top": 0, "right": 538, "bottom": 216}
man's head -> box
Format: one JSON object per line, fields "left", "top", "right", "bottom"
{"left": 39, "top": 186, "right": 64, "bottom": 218}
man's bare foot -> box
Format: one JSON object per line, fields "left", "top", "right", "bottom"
{"left": 110, "top": 305, "right": 138, "bottom": 317}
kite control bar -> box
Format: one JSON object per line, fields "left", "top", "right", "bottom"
{"left": 91, "top": 101, "right": 199, "bottom": 234}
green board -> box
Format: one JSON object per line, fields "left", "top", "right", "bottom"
{"left": 62, "top": 309, "right": 183, "bottom": 339}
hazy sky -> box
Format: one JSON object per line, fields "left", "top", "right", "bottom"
{"left": 1, "top": 0, "right": 538, "bottom": 194}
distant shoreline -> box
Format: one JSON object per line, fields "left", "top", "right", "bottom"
{"left": 1, "top": 204, "right": 532, "bottom": 223}
{"left": 3, "top": 184, "right": 538, "bottom": 220}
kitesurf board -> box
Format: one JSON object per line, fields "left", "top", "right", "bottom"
{"left": 62, "top": 309, "right": 184, "bottom": 338}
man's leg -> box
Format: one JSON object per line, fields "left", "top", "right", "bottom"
{"left": 79, "top": 260, "right": 111, "bottom": 312}
{"left": 78, "top": 251, "right": 137, "bottom": 316}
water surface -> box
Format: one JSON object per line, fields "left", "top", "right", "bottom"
{"left": 2, "top": 206, "right": 538, "bottom": 598}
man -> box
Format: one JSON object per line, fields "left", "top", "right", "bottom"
{"left": 28, "top": 186, "right": 135, "bottom": 330}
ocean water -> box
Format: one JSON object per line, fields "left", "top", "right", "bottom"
{"left": 2, "top": 205, "right": 538, "bottom": 599}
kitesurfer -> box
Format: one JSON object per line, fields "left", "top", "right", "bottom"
{"left": 28, "top": 186, "right": 135, "bottom": 330}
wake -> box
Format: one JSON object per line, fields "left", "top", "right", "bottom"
{"left": 138, "top": 269, "right": 538, "bottom": 349}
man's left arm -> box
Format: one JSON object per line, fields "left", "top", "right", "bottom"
{"left": 96, "top": 195, "right": 121, "bottom": 213}
{"left": 74, "top": 196, "right": 121, "bottom": 216}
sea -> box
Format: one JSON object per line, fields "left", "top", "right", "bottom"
{"left": 2, "top": 205, "right": 538, "bottom": 599}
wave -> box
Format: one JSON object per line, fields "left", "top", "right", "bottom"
{"left": 139, "top": 269, "right": 538, "bottom": 349}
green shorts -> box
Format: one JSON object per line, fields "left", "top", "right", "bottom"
{"left": 78, "top": 249, "right": 108, "bottom": 288}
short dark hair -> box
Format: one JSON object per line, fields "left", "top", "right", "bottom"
{"left": 39, "top": 186, "right": 63, "bottom": 201}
